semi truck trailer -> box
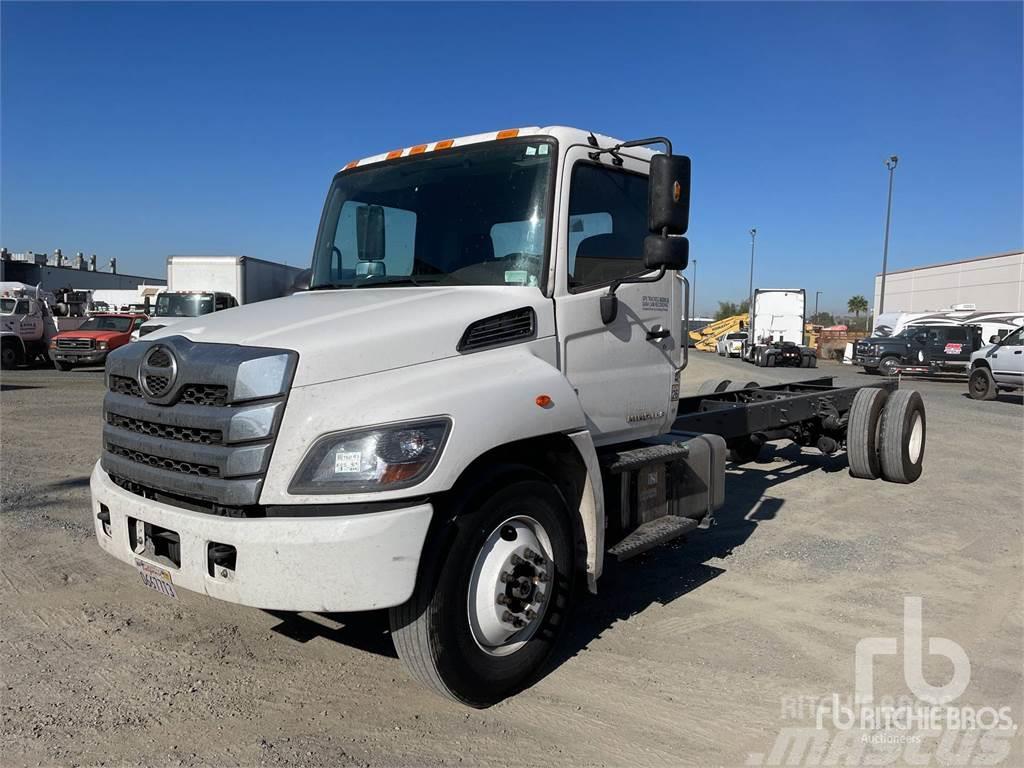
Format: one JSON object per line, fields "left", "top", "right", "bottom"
{"left": 91, "top": 126, "right": 926, "bottom": 707}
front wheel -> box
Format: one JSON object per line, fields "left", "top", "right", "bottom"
{"left": 879, "top": 356, "right": 899, "bottom": 377}
{"left": 389, "top": 475, "right": 575, "bottom": 707}
{"left": 968, "top": 367, "right": 997, "bottom": 401}
{"left": 54, "top": 361, "right": 72, "bottom": 372}
{"left": 1, "top": 344, "right": 22, "bottom": 369}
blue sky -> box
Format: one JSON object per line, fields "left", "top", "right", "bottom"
{"left": 2, "top": 1, "right": 1021, "bottom": 315}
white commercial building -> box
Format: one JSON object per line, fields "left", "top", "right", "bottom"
{"left": 873, "top": 250, "right": 1023, "bottom": 313}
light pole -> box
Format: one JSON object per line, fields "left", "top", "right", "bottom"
{"left": 814, "top": 290, "right": 822, "bottom": 321}
{"left": 879, "top": 155, "right": 898, "bottom": 314}
{"left": 748, "top": 228, "right": 757, "bottom": 328}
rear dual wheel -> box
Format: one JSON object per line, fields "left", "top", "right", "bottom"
{"left": 696, "top": 378, "right": 732, "bottom": 395}
{"left": 847, "top": 388, "right": 925, "bottom": 483}
{"left": 389, "top": 475, "right": 574, "bottom": 707}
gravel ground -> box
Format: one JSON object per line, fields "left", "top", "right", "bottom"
{"left": 1, "top": 357, "right": 1022, "bottom": 767}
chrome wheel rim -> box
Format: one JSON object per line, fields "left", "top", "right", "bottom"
{"left": 467, "top": 515, "right": 553, "bottom": 657}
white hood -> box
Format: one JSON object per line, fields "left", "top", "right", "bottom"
{"left": 147, "top": 286, "right": 554, "bottom": 388}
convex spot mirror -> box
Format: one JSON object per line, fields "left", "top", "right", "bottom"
{"left": 643, "top": 234, "right": 689, "bottom": 270}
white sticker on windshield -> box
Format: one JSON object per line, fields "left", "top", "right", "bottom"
{"left": 538, "top": 144, "right": 549, "bottom": 156}
{"left": 525, "top": 146, "right": 537, "bottom": 156}
{"left": 505, "top": 270, "right": 528, "bottom": 285}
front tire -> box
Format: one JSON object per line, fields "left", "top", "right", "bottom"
{"left": 389, "top": 475, "right": 575, "bottom": 707}
{"left": 968, "top": 367, "right": 997, "bottom": 401}
{"left": 1, "top": 344, "right": 22, "bottom": 369}
{"left": 54, "top": 361, "right": 72, "bottom": 372}
{"left": 879, "top": 356, "right": 899, "bottom": 377}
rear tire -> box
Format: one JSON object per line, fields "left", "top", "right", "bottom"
{"left": 847, "top": 387, "right": 889, "bottom": 479}
{"left": 968, "top": 367, "right": 997, "bottom": 401}
{"left": 389, "top": 476, "right": 575, "bottom": 707}
{"left": 808, "top": 355, "right": 817, "bottom": 369}
{"left": 878, "top": 390, "right": 926, "bottom": 484}
{"left": 766, "top": 353, "right": 776, "bottom": 368}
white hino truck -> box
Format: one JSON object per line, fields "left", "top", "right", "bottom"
{"left": 91, "top": 126, "right": 927, "bottom": 707}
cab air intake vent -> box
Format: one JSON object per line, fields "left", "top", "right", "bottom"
{"left": 458, "top": 307, "right": 536, "bottom": 353}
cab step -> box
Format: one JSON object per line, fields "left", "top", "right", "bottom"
{"left": 607, "top": 515, "right": 699, "bottom": 562}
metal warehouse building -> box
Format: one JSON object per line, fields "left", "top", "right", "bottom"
{"left": 873, "top": 250, "right": 1024, "bottom": 313}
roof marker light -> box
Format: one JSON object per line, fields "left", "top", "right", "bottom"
{"left": 344, "top": 160, "right": 358, "bottom": 170}
{"left": 434, "top": 139, "right": 454, "bottom": 150}
{"left": 409, "top": 144, "right": 428, "bottom": 155}
{"left": 386, "top": 149, "right": 403, "bottom": 160}
{"left": 496, "top": 129, "right": 519, "bottom": 140}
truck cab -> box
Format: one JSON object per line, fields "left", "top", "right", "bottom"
{"left": 49, "top": 313, "right": 148, "bottom": 370}
{"left": 135, "top": 290, "right": 237, "bottom": 339}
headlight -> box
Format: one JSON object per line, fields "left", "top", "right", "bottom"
{"left": 97, "top": 341, "right": 108, "bottom": 350}
{"left": 289, "top": 418, "right": 451, "bottom": 494}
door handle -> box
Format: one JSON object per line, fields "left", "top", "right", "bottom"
{"left": 1014, "top": 350, "right": 1022, "bottom": 355}
{"left": 647, "top": 325, "right": 671, "bottom": 341}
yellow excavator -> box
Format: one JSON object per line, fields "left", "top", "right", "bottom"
{"left": 689, "top": 314, "right": 747, "bottom": 352}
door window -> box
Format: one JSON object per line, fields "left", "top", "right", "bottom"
{"left": 567, "top": 164, "right": 649, "bottom": 291}
{"left": 1001, "top": 328, "right": 1023, "bottom": 346}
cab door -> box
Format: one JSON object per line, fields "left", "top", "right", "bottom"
{"left": 552, "top": 146, "right": 680, "bottom": 446}
{"left": 989, "top": 327, "right": 1024, "bottom": 386}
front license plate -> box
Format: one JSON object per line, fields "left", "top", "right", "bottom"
{"left": 135, "top": 557, "right": 177, "bottom": 599}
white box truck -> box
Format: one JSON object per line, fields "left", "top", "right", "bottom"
{"left": 136, "top": 255, "right": 302, "bottom": 338}
{"left": 742, "top": 287, "right": 817, "bottom": 367}
{"left": 91, "top": 127, "right": 925, "bottom": 707}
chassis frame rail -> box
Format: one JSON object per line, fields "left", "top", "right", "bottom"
{"left": 673, "top": 377, "right": 897, "bottom": 441}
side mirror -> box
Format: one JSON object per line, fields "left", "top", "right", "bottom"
{"left": 644, "top": 154, "right": 691, "bottom": 272}
{"left": 356, "top": 205, "right": 386, "bottom": 262}
{"left": 643, "top": 234, "right": 689, "bottom": 270}
{"left": 989, "top": 334, "right": 1000, "bottom": 345}
{"left": 648, "top": 154, "right": 691, "bottom": 235}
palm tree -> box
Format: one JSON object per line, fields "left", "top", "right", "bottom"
{"left": 848, "top": 295, "right": 868, "bottom": 320}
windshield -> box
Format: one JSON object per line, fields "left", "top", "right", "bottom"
{"left": 155, "top": 293, "right": 214, "bottom": 317}
{"left": 726, "top": 333, "right": 747, "bottom": 340}
{"left": 310, "top": 138, "right": 556, "bottom": 290}
{"left": 77, "top": 316, "right": 134, "bottom": 332}
{"left": 0, "top": 298, "right": 17, "bottom": 314}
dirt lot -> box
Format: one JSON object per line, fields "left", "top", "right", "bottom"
{"left": 2, "top": 357, "right": 1022, "bottom": 767}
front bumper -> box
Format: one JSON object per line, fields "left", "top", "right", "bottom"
{"left": 854, "top": 354, "right": 881, "bottom": 367}
{"left": 50, "top": 349, "right": 108, "bottom": 365}
{"left": 90, "top": 462, "right": 432, "bottom": 611}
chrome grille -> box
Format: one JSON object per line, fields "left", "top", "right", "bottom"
{"left": 101, "top": 337, "right": 296, "bottom": 507}
{"left": 56, "top": 337, "right": 94, "bottom": 350}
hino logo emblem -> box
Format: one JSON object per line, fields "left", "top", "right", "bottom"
{"left": 138, "top": 344, "right": 178, "bottom": 400}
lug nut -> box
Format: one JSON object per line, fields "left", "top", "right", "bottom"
{"left": 499, "top": 572, "right": 511, "bottom": 583}
{"left": 534, "top": 571, "right": 548, "bottom": 583}
{"left": 496, "top": 594, "right": 508, "bottom": 605}
{"left": 524, "top": 608, "right": 536, "bottom": 621}
{"left": 510, "top": 554, "right": 524, "bottom": 566}
{"left": 523, "top": 547, "right": 545, "bottom": 565}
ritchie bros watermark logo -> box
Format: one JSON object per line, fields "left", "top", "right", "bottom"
{"left": 746, "top": 597, "right": 1017, "bottom": 766}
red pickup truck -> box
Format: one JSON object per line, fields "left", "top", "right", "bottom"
{"left": 49, "top": 313, "right": 148, "bottom": 371}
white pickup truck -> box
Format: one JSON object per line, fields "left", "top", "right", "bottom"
{"left": 91, "top": 126, "right": 926, "bottom": 707}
